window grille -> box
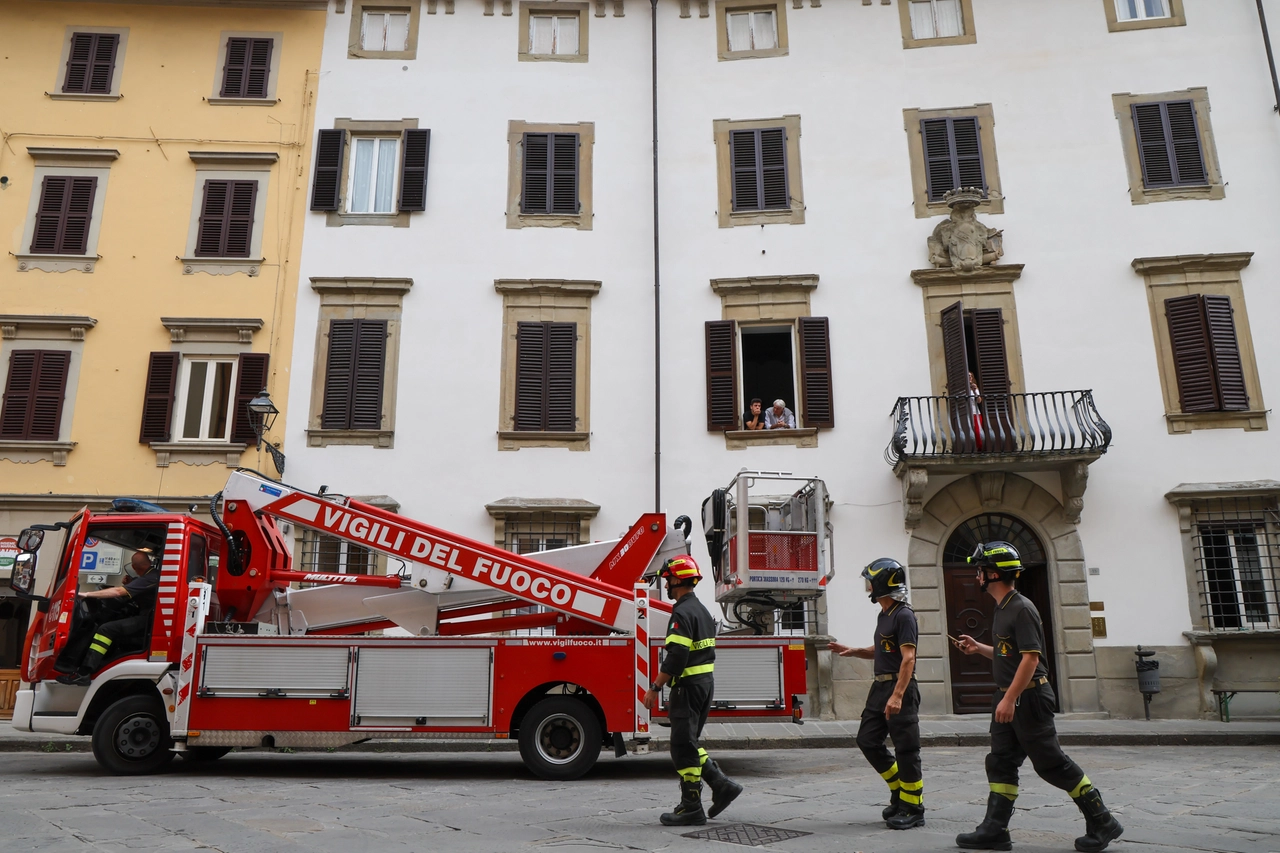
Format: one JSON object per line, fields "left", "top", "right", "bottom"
{"left": 501, "top": 513, "right": 582, "bottom": 635}
{"left": 1193, "top": 498, "right": 1280, "bottom": 630}
{"left": 299, "top": 529, "right": 375, "bottom": 577}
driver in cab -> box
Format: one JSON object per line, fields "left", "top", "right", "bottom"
{"left": 54, "top": 550, "right": 160, "bottom": 686}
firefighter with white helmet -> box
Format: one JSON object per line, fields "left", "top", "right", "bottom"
{"left": 954, "top": 541, "right": 1123, "bottom": 852}
{"left": 830, "top": 557, "right": 925, "bottom": 830}
{"left": 642, "top": 555, "right": 743, "bottom": 826}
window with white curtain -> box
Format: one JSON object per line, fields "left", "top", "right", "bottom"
{"left": 909, "top": 0, "right": 964, "bottom": 40}
{"left": 726, "top": 9, "right": 777, "bottom": 52}
{"left": 1115, "top": 0, "right": 1168, "bottom": 20}
{"left": 529, "top": 14, "right": 579, "bottom": 56}
{"left": 346, "top": 136, "right": 400, "bottom": 214}
{"left": 361, "top": 11, "right": 410, "bottom": 52}
{"left": 175, "top": 357, "right": 236, "bottom": 442}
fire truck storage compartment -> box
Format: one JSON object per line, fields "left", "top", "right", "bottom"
{"left": 353, "top": 646, "right": 492, "bottom": 726}
{"left": 199, "top": 643, "right": 350, "bottom": 698}
{"left": 708, "top": 644, "right": 784, "bottom": 707}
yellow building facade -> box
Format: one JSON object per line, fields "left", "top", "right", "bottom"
{"left": 0, "top": 0, "right": 326, "bottom": 714}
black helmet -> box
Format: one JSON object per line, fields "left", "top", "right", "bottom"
{"left": 969, "top": 541, "right": 1023, "bottom": 589}
{"left": 860, "top": 557, "right": 907, "bottom": 602}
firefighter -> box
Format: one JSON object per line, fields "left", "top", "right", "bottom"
{"left": 954, "top": 541, "right": 1123, "bottom": 853}
{"left": 55, "top": 550, "right": 159, "bottom": 686}
{"left": 642, "top": 555, "right": 742, "bottom": 826}
{"left": 829, "top": 558, "right": 924, "bottom": 830}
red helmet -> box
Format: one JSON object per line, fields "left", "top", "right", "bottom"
{"left": 659, "top": 555, "right": 703, "bottom": 587}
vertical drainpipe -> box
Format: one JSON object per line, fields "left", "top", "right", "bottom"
{"left": 651, "top": 0, "right": 663, "bottom": 512}
{"left": 1259, "top": 0, "right": 1280, "bottom": 113}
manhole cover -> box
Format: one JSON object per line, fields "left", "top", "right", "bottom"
{"left": 682, "top": 823, "right": 812, "bottom": 847}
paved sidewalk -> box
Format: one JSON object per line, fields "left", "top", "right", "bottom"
{"left": 6, "top": 714, "right": 1278, "bottom": 754}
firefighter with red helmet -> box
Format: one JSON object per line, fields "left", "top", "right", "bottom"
{"left": 830, "top": 557, "right": 925, "bottom": 830}
{"left": 642, "top": 555, "right": 743, "bottom": 826}
{"left": 954, "top": 541, "right": 1123, "bottom": 852}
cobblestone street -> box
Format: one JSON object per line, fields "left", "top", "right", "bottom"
{"left": 2, "top": 745, "right": 1277, "bottom": 853}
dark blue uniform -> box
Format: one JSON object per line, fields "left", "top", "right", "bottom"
{"left": 661, "top": 591, "right": 717, "bottom": 783}
{"left": 855, "top": 602, "right": 922, "bottom": 808}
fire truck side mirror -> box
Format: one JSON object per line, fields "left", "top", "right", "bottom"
{"left": 17, "top": 528, "right": 44, "bottom": 552}
{"left": 8, "top": 551, "right": 43, "bottom": 600}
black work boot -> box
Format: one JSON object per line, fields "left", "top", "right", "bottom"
{"left": 660, "top": 780, "right": 707, "bottom": 826}
{"left": 886, "top": 803, "right": 925, "bottom": 830}
{"left": 881, "top": 788, "right": 902, "bottom": 820}
{"left": 956, "top": 792, "right": 1015, "bottom": 851}
{"left": 55, "top": 670, "right": 91, "bottom": 687}
{"left": 701, "top": 759, "right": 743, "bottom": 819}
{"left": 1072, "top": 788, "right": 1123, "bottom": 852}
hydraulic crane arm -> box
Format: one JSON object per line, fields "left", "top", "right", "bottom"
{"left": 222, "top": 471, "right": 638, "bottom": 632}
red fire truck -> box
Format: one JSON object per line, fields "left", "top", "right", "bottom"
{"left": 9, "top": 469, "right": 825, "bottom": 777}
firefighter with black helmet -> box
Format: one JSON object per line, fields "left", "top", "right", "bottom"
{"left": 953, "top": 541, "right": 1123, "bottom": 852}
{"left": 830, "top": 557, "right": 924, "bottom": 830}
{"left": 642, "top": 555, "right": 743, "bottom": 826}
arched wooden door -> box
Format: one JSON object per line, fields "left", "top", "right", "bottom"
{"left": 942, "top": 513, "right": 1057, "bottom": 714}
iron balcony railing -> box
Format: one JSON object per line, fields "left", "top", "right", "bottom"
{"left": 885, "top": 390, "right": 1112, "bottom": 465}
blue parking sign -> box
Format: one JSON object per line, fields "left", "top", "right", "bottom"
{"left": 80, "top": 551, "right": 98, "bottom": 571}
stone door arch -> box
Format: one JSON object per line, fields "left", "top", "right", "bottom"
{"left": 906, "top": 473, "right": 1099, "bottom": 715}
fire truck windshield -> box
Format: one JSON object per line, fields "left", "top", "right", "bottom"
{"left": 81, "top": 524, "right": 167, "bottom": 586}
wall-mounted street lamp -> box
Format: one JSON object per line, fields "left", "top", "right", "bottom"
{"left": 246, "top": 389, "right": 285, "bottom": 476}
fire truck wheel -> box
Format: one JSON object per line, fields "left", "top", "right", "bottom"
{"left": 91, "top": 695, "right": 175, "bottom": 775}
{"left": 518, "top": 696, "right": 602, "bottom": 780}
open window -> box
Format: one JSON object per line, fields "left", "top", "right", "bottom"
{"left": 940, "top": 300, "right": 1011, "bottom": 451}
{"left": 705, "top": 317, "right": 833, "bottom": 434}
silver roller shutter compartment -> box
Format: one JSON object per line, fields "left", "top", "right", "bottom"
{"left": 712, "top": 646, "right": 782, "bottom": 707}
{"left": 201, "top": 645, "right": 350, "bottom": 697}
{"left": 355, "top": 647, "right": 491, "bottom": 724}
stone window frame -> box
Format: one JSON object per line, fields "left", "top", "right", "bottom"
{"left": 903, "top": 103, "right": 1003, "bottom": 219}
{"left": 496, "top": 279, "right": 599, "bottom": 451}
{"left": 348, "top": 1, "right": 422, "bottom": 60}
{"left": 16, "top": 148, "right": 118, "bottom": 274}
{"left": 898, "top": 0, "right": 977, "bottom": 50}
{"left": 1112, "top": 87, "right": 1224, "bottom": 205}
{"left": 49, "top": 26, "right": 130, "bottom": 102}
{"left": 208, "top": 31, "right": 285, "bottom": 106}
{"left": 180, "top": 152, "right": 277, "bottom": 277}
{"left": 909, "top": 265, "right": 1027, "bottom": 399}
{"left": 1133, "top": 253, "right": 1266, "bottom": 434}
{"left": 518, "top": 2, "right": 591, "bottom": 63}
{"left": 149, "top": 318, "right": 263, "bottom": 469}
{"left": 1103, "top": 0, "right": 1186, "bottom": 33}
{"left": 485, "top": 497, "right": 600, "bottom": 550}
{"left": 713, "top": 115, "right": 804, "bottom": 228}
{"left": 712, "top": 274, "right": 820, "bottom": 450}
{"left": 506, "top": 121, "right": 595, "bottom": 230}
{"left": 306, "top": 277, "right": 412, "bottom": 449}
{"left": 0, "top": 315, "right": 96, "bottom": 467}
{"left": 715, "top": 0, "right": 789, "bottom": 62}
{"left": 326, "top": 118, "right": 420, "bottom": 228}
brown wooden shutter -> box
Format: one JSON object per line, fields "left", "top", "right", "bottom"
{"left": 550, "top": 134, "right": 580, "bottom": 215}
{"left": 0, "top": 350, "right": 70, "bottom": 441}
{"left": 1165, "top": 294, "right": 1220, "bottom": 413}
{"left": 63, "top": 33, "right": 119, "bottom": 94}
{"left": 30, "top": 176, "right": 97, "bottom": 255}
{"left": 970, "top": 308, "right": 1010, "bottom": 396}
{"left": 351, "top": 320, "right": 387, "bottom": 429}
{"left": 230, "top": 353, "right": 270, "bottom": 446}
{"left": 760, "top": 128, "right": 789, "bottom": 209}
{"left": 139, "top": 352, "right": 180, "bottom": 443}
{"left": 195, "top": 180, "right": 257, "bottom": 258}
{"left": 940, "top": 300, "right": 970, "bottom": 398}
{"left": 730, "top": 128, "right": 789, "bottom": 212}
{"left": 1134, "top": 101, "right": 1207, "bottom": 188}
{"left": 221, "top": 37, "right": 273, "bottom": 98}
{"left": 311, "top": 129, "right": 346, "bottom": 211}
{"left": 922, "top": 117, "right": 984, "bottom": 201}
{"left": 798, "top": 317, "right": 834, "bottom": 429}
{"left": 321, "top": 320, "right": 356, "bottom": 429}
{"left": 730, "top": 130, "right": 758, "bottom": 211}
{"left": 545, "top": 322, "right": 576, "bottom": 431}
{"left": 514, "top": 322, "right": 548, "bottom": 430}
{"left": 1202, "top": 294, "right": 1248, "bottom": 412}
{"left": 398, "top": 129, "right": 431, "bottom": 212}
{"left": 521, "top": 134, "right": 549, "bottom": 214}
{"left": 705, "top": 320, "right": 738, "bottom": 431}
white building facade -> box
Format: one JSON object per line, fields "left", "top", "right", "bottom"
{"left": 284, "top": 0, "right": 1280, "bottom": 720}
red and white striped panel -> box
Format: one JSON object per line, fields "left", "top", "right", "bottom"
{"left": 156, "top": 522, "right": 184, "bottom": 642}
{"left": 171, "top": 582, "right": 210, "bottom": 738}
{"left": 633, "top": 583, "right": 650, "bottom": 736}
